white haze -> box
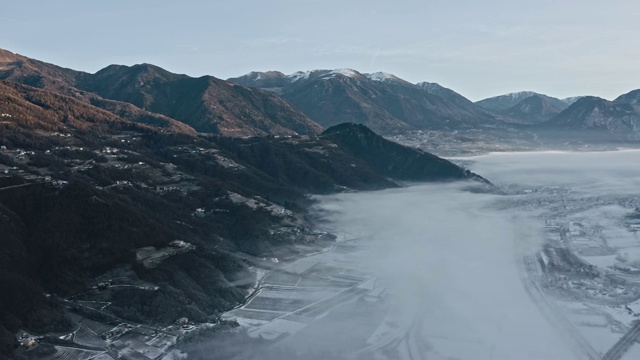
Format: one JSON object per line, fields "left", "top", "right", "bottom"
{"left": 307, "top": 150, "right": 640, "bottom": 359}
{"left": 315, "top": 183, "right": 578, "bottom": 360}
{"left": 192, "top": 150, "right": 640, "bottom": 359}
{"left": 459, "top": 150, "right": 640, "bottom": 195}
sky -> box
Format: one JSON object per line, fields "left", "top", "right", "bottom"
{"left": 2, "top": 0, "right": 640, "bottom": 101}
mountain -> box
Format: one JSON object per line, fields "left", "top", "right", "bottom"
{"left": 0, "top": 49, "right": 322, "bottom": 137}
{"left": 0, "top": 49, "right": 86, "bottom": 93}
{"left": 0, "top": 80, "right": 185, "bottom": 150}
{"left": 502, "top": 95, "right": 565, "bottom": 124}
{"left": 417, "top": 82, "right": 468, "bottom": 103}
{"left": 476, "top": 91, "right": 569, "bottom": 112}
{"left": 82, "top": 64, "right": 322, "bottom": 136}
{"left": 614, "top": 89, "right": 640, "bottom": 113}
{"left": 320, "top": 123, "right": 488, "bottom": 183}
{"left": 561, "top": 96, "right": 584, "bottom": 106}
{"left": 541, "top": 96, "right": 640, "bottom": 133}
{"left": 229, "top": 69, "right": 503, "bottom": 134}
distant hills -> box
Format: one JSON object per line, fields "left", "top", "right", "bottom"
{"left": 229, "top": 69, "right": 503, "bottom": 134}
{"left": 499, "top": 95, "right": 566, "bottom": 124}
{"left": 230, "top": 69, "right": 640, "bottom": 138}
{"left": 474, "top": 91, "right": 585, "bottom": 125}
{"left": 540, "top": 96, "right": 640, "bottom": 133}
{"left": 475, "top": 91, "right": 578, "bottom": 111}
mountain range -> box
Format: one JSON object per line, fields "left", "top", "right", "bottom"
{"left": 540, "top": 96, "right": 640, "bottom": 133}
{"left": 228, "top": 69, "right": 504, "bottom": 133}
{"left": 229, "top": 69, "right": 640, "bottom": 138}
{"left": 4, "top": 48, "right": 640, "bottom": 138}
{"left": 0, "top": 49, "right": 321, "bottom": 137}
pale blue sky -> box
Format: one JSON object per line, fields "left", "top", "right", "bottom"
{"left": 2, "top": 0, "right": 639, "bottom": 101}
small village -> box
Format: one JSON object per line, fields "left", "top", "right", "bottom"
{"left": 13, "top": 239, "right": 212, "bottom": 360}
{"left": 498, "top": 183, "right": 640, "bottom": 358}
{"left": 16, "top": 315, "right": 204, "bottom": 360}
{"left": 1, "top": 137, "right": 331, "bottom": 360}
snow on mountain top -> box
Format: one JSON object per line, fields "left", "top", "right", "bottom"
{"left": 241, "top": 71, "right": 286, "bottom": 81}
{"left": 365, "top": 72, "right": 398, "bottom": 82}
{"left": 287, "top": 71, "right": 311, "bottom": 82}
{"left": 327, "top": 69, "right": 360, "bottom": 78}
{"left": 417, "top": 82, "right": 444, "bottom": 91}
{"left": 562, "top": 96, "right": 584, "bottom": 105}
{"left": 284, "top": 69, "right": 360, "bottom": 82}
{"left": 504, "top": 91, "right": 537, "bottom": 100}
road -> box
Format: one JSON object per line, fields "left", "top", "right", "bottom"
{"left": 0, "top": 181, "right": 42, "bottom": 191}
{"left": 601, "top": 321, "right": 640, "bottom": 360}
{"left": 521, "top": 255, "right": 601, "bottom": 360}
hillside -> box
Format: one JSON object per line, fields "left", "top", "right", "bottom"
{"left": 502, "top": 95, "right": 565, "bottom": 124}
{"left": 82, "top": 65, "right": 322, "bottom": 136}
{"left": 540, "top": 96, "right": 640, "bottom": 133}
{"left": 476, "top": 91, "right": 569, "bottom": 112}
{"left": 614, "top": 89, "right": 640, "bottom": 113}
{"left": 0, "top": 49, "right": 321, "bottom": 137}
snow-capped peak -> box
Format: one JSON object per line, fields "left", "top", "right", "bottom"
{"left": 365, "top": 72, "right": 398, "bottom": 82}
{"left": 284, "top": 69, "right": 360, "bottom": 82}
{"left": 327, "top": 69, "right": 360, "bottom": 78}
{"left": 417, "top": 82, "right": 444, "bottom": 91}
{"left": 561, "top": 96, "right": 584, "bottom": 105}
{"left": 287, "top": 71, "right": 311, "bottom": 82}
{"left": 250, "top": 72, "right": 263, "bottom": 81}
{"left": 504, "top": 91, "right": 536, "bottom": 100}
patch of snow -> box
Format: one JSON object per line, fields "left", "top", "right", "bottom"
{"left": 562, "top": 96, "right": 584, "bottom": 105}
{"left": 249, "top": 319, "right": 307, "bottom": 339}
{"left": 592, "top": 304, "right": 639, "bottom": 328}
{"left": 582, "top": 254, "right": 619, "bottom": 269}
{"left": 287, "top": 71, "right": 311, "bottom": 82}
{"left": 505, "top": 91, "right": 536, "bottom": 100}
{"left": 365, "top": 72, "right": 397, "bottom": 82}
{"left": 417, "top": 82, "right": 443, "bottom": 91}
{"left": 329, "top": 69, "right": 359, "bottom": 77}
{"left": 539, "top": 251, "right": 549, "bottom": 267}
{"left": 621, "top": 344, "right": 640, "bottom": 360}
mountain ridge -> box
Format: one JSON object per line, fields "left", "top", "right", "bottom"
{"left": 540, "top": 96, "right": 640, "bottom": 134}
{"left": 0, "top": 49, "right": 322, "bottom": 137}
{"left": 229, "top": 69, "right": 504, "bottom": 134}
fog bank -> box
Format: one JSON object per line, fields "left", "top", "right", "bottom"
{"left": 314, "top": 182, "right": 578, "bottom": 359}
{"left": 194, "top": 150, "right": 640, "bottom": 359}
{"left": 461, "top": 150, "right": 640, "bottom": 195}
